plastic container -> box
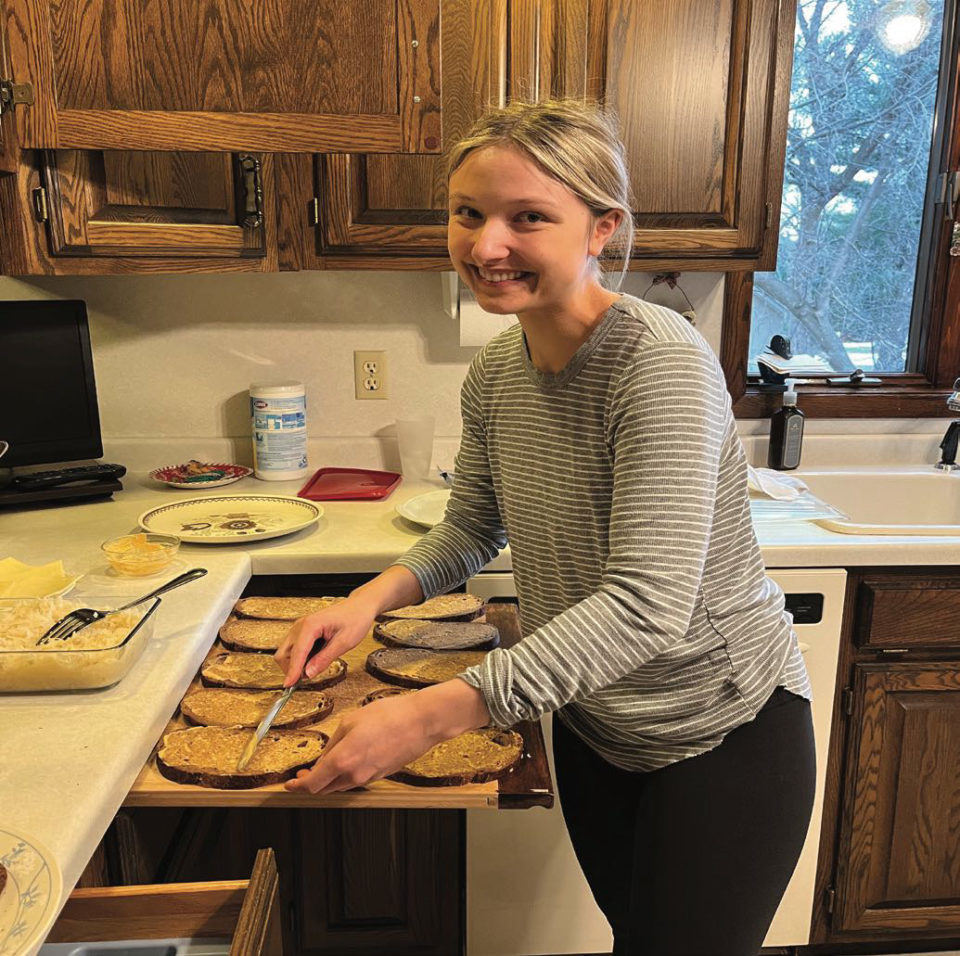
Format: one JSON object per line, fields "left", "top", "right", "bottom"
{"left": 250, "top": 381, "right": 308, "bottom": 481}
{"left": 101, "top": 532, "right": 180, "bottom": 576}
{"left": 0, "top": 595, "right": 159, "bottom": 691}
{"left": 768, "top": 379, "right": 805, "bottom": 470}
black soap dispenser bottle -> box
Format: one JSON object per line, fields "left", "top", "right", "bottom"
{"left": 768, "top": 379, "right": 804, "bottom": 470}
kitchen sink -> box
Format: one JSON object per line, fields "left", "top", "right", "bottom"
{"left": 795, "top": 470, "right": 960, "bottom": 535}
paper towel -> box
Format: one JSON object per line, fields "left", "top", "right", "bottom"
{"left": 457, "top": 283, "right": 519, "bottom": 347}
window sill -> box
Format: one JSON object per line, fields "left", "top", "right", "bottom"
{"left": 733, "top": 384, "right": 958, "bottom": 419}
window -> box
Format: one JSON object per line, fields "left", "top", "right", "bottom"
{"left": 722, "top": 0, "right": 960, "bottom": 417}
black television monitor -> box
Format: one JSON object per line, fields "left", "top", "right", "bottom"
{"left": 0, "top": 300, "right": 103, "bottom": 469}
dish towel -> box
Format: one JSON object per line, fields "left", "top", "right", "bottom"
{"left": 747, "top": 465, "right": 810, "bottom": 501}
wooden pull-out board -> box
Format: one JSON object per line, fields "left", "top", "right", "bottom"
{"left": 126, "top": 602, "right": 552, "bottom": 809}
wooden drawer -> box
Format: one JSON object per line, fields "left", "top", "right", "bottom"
{"left": 46, "top": 848, "right": 281, "bottom": 954}
{"left": 855, "top": 574, "right": 960, "bottom": 650}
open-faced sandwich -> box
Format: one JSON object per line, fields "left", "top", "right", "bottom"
{"left": 157, "top": 725, "right": 327, "bottom": 789}
{"left": 201, "top": 651, "right": 347, "bottom": 690}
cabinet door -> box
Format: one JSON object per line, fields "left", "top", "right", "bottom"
{"left": 3, "top": 0, "right": 440, "bottom": 154}
{"left": 294, "top": 808, "right": 462, "bottom": 955}
{"left": 0, "top": 149, "right": 284, "bottom": 273}
{"left": 833, "top": 662, "right": 960, "bottom": 935}
{"left": 514, "top": 0, "right": 794, "bottom": 268}
{"left": 315, "top": 0, "right": 506, "bottom": 265}
{"left": 41, "top": 150, "right": 268, "bottom": 259}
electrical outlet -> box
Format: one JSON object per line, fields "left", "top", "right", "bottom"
{"left": 354, "top": 350, "right": 388, "bottom": 400}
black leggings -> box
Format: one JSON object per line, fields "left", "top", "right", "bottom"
{"left": 552, "top": 687, "right": 816, "bottom": 956}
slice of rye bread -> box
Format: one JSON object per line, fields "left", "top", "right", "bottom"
{"left": 374, "top": 618, "right": 499, "bottom": 651}
{"left": 366, "top": 647, "right": 487, "bottom": 688}
{"left": 180, "top": 687, "right": 333, "bottom": 729}
{"left": 379, "top": 593, "right": 483, "bottom": 622}
{"left": 360, "top": 686, "right": 413, "bottom": 706}
{"left": 219, "top": 617, "right": 292, "bottom": 652}
{"left": 157, "top": 725, "right": 327, "bottom": 789}
{"left": 389, "top": 727, "right": 524, "bottom": 787}
{"left": 233, "top": 596, "right": 342, "bottom": 621}
{"left": 201, "top": 651, "right": 347, "bottom": 690}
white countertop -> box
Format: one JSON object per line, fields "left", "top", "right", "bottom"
{"left": 2, "top": 468, "right": 960, "bottom": 949}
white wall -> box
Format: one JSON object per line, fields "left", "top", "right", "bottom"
{"left": 0, "top": 270, "right": 949, "bottom": 470}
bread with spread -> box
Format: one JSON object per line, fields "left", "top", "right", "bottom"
{"left": 234, "top": 596, "right": 341, "bottom": 620}
{"left": 366, "top": 647, "right": 486, "bottom": 688}
{"left": 379, "top": 593, "right": 483, "bottom": 622}
{"left": 157, "top": 725, "right": 327, "bottom": 789}
{"left": 180, "top": 687, "right": 333, "bottom": 728}
{"left": 374, "top": 618, "right": 499, "bottom": 651}
{"left": 219, "top": 617, "right": 292, "bottom": 652}
{"left": 389, "top": 728, "right": 523, "bottom": 787}
{"left": 202, "top": 651, "right": 346, "bottom": 690}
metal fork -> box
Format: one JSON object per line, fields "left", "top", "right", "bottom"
{"left": 36, "top": 567, "right": 208, "bottom": 645}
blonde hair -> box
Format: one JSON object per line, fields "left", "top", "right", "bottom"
{"left": 446, "top": 98, "right": 634, "bottom": 290}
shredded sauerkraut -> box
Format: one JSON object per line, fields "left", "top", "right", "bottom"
{"left": 0, "top": 598, "right": 141, "bottom": 651}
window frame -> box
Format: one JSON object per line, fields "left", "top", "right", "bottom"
{"left": 722, "top": 0, "right": 960, "bottom": 419}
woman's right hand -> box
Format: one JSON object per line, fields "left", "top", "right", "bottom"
{"left": 274, "top": 598, "right": 377, "bottom": 687}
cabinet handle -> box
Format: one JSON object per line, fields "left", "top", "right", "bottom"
{"left": 238, "top": 154, "right": 263, "bottom": 229}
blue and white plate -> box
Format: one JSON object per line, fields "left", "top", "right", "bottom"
{"left": 0, "top": 827, "right": 62, "bottom": 956}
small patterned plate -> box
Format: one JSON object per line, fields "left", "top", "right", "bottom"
{"left": 139, "top": 494, "right": 322, "bottom": 543}
{"left": 0, "top": 826, "right": 62, "bottom": 956}
{"left": 149, "top": 462, "right": 253, "bottom": 490}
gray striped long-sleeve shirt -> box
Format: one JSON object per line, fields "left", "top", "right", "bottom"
{"left": 395, "top": 293, "right": 811, "bottom": 772}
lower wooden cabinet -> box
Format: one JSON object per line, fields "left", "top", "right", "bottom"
{"left": 813, "top": 569, "right": 960, "bottom": 947}
{"left": 834, "top": 662, "right": 960, "bottom": 935}
{"left": 98, "top": 807, "right": 464, "bottom": 956}
{"left": 51, "top": 846, "right": 282, "bottom": 954}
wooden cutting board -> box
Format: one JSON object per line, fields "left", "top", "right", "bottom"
{"left": 125, "top": 601, "right": 552, "bottom": 809}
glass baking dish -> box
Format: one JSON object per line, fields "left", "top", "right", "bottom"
{"left": 0, "top": 595, "right": 160, "bottom": 692}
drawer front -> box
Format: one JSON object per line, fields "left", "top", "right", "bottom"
{"left": 856, "top": 576, "right": 960, "bottom": 649}
{"left": 46, "top": 848, "right": 281, "bottom": 954}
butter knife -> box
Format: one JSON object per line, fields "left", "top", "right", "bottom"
{"left": 237, "top": 682, "right": 298, "bottom": 771}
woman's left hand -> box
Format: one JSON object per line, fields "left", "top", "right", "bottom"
{"left": 285, "top": 679, "right": 491, "bottom": 794}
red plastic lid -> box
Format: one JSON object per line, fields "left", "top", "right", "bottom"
{"left": 298, "top": 467, "right": 402, "bottom": 501}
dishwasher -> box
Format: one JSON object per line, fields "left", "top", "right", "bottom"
{"left": 465, "top": 568, "right": 846, "bottom": 955}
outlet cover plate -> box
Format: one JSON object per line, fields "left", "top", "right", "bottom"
{"left": 354, "top": 350, "right": 388, "bottom": 400}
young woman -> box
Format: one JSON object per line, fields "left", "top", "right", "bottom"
{"left": 277, "top": 99, "right": 816, "bottom": 955}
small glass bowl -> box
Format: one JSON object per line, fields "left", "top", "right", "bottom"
{"left": 101, "top": 532, "right": 180, "bottom": 577}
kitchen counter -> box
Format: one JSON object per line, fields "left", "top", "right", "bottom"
{"left": 3, "top": 467, "right": 960, "bottom": 950}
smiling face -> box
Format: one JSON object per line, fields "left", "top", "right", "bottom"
{"left": 447, "top": 145, "right": 621, "bottom": 318}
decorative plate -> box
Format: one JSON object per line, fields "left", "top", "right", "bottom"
{"left": 139, "top": 495, "right": 322, "bottom": 543}
{"left": 395, "top": 489, "right": 451, "bottom": 529}
{"left": 0, "top": 827, "right": 62, "bottom": 956}
{"left": 149, "top": 462, "right": 253, "bottom": 490}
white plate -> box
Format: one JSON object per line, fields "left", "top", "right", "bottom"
{"left": 138, "top": 495, "right": 322, "bottom": 543}
{"left": 396, "top": 489, "right": 451, "bottom": 529}
{"left": 0, "top": 827, "right": 62, "bottom": 956}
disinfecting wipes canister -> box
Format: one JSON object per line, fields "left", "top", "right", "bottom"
{"left": 250, "top": 381, "right": 308, "bottom": 480}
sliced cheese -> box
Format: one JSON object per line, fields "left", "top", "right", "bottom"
{"left": 0, "top": 558, "right": 75, "bottom": 598}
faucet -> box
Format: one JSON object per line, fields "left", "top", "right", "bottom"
{"left": 935, "top": 378, "right": 960, "bottom": 471}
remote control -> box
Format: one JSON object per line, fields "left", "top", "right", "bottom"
{"left": 14, "top": 463, "right": 127, "bottom": 490}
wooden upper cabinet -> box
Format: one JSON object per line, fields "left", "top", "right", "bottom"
{"left": 316, "top": 0, "right": 506, "bottom": 265}
{"left": 316, "top": 0, "right": 794, "bottom": 269}
{"left": 2, "top": 0, "right": 441, "bottom": 153}
{"left": 512, "top": 0, "right": 795, "bottom": 268}
{"left": 0, "top": 147, "right": 283, "bottom": 273}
